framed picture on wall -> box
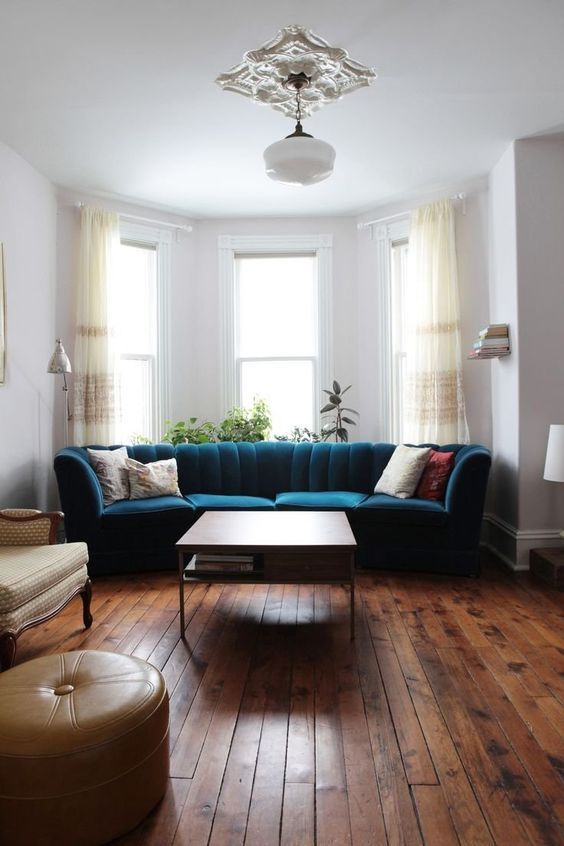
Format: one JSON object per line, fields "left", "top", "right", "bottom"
{"left": 0, "top": 243, "right": 4, "bottom": 383}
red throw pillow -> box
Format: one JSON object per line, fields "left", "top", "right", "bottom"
{"left": 415, "top": 450, "right": 455, "bottom": 500}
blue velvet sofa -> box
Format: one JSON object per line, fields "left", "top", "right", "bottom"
{"left": 54, "top": 441, "right": 491, "bottom": 577}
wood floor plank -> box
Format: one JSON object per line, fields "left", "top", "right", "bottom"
{"left": 280, "top": 783, "right": 315, "bottom": 846}
{"left": 362, "top": 578, "right": 494, "bottom": 846}
{"left": 285, "top": 585, "right": 315, "bottom": 784}
{"left": 172, "top": 585, "right": 269, "bottom": 846}
{"left": 116, "top": 777, "right": 191, "bottom": 846}
{"left": 208, "top": 590, "right": 273, "bottom": 846}
{"left": 170, "top": 585, "right": 256, "bottom": 777}
{"left": 417, "top": 642, "right": 532, "bottom": 846}
{"left": 459, "top": 645, "right": 564, "bottom": 817}
{"left": 330, "top": 586, "right": 388, "bottom": 846}
{"left": 536, "top": 695, "right": 564, "bottom": 738}
{"left": 244, "top": 585, "right": 293, "bottom": 846}
{"left": 313, "top": 585, "right": 353, "bottom": 846}
{"left": 412, "top": 785, "right": 460, "bottom": 846}
{"left": 356, "top": 589, "right": 423, "bottom": 846}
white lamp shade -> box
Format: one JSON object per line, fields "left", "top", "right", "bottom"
{"left": 543, "top": 424, "right": 564, "bottom": 482}
{"left": 47, "top": 339, "right": 72, "bottom": 374}
{"left": 264, "top": 136, "right": 336, "bottom": 186}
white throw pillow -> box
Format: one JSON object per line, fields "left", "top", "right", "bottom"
{"left": 374, "top": 445, "right": 431, "bottom": 499}
{"left": 126, "top": 457, "right": 182, "bottom": 500}
{"left": 88, "top": 447, "right": 130, "bottom": 506}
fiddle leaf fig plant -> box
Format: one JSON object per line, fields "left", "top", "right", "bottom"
{"left": 320, "top": 380, "right": 359, "bottom": 442}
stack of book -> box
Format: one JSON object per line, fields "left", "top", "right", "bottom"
{"left": 185, "top": 553, "right": 255, "bottom": 575}
{"left": 467, "top": 324, "right": 510, "bottom": 359}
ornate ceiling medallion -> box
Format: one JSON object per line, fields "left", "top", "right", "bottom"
{"left": 215, "top": 25, "right": 377, "bottom": 117}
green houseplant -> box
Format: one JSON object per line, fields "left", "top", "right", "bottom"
{"left": 162, "top": 418, "right": 215, "bottom": 446}
{"left": 320, "top": 380, "right": 359, "bottom": 442}
{"left": 215, "top": 398, "right": 271, "bottom": 443}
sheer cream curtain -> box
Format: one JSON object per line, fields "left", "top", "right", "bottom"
{"left": 73, "top": 206, "right": 120, "bottom": 445}
{"left": 403, "top": 199, "right": 470, "bottom": 444}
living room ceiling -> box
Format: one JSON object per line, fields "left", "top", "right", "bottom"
{"left": 1, "top": 1, "right": 563, "bottom": 219}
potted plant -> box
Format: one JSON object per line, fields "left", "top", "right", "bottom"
{"left": 162, "top": 418, "right": 215, "bottom": 446}
{"left": 216, "top": 398, "right": 271, "bottom": 442}
{"left": 320, "top": 380, "right": 359, "bottom": 442}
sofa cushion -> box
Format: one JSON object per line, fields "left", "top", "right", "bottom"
{"left": 101, "top": 496, "right": 194, "bottom": 530}
{"left": 185, "top": 494, "right": 275, "bottom": 511}
{"left": 374, "top": 445, "right": 431, "bottom": 498}
{"left": 275, "top": 491, "right": 367, "bottom": 510}
{"left": 355, "top": 494, "right": 448, "bottom": 526}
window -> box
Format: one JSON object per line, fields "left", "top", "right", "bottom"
{"left": 113, "top": 225, "right": 171, "bottom": 443}
{"left": 220, "top": 235, "right": 332, "bottom": 438}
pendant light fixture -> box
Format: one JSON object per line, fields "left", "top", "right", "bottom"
{"left": 263, "top": 73, "right": 335, "bottom": 186}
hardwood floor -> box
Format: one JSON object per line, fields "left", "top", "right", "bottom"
{"left": 16, "top": 556, "right": 564, "bottom": 845}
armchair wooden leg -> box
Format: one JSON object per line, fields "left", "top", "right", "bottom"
{"left": 0, "top": 633, "right": 17, "bottom": 672}
{"left": 81, "top": 578, "right": 93, "bottom": 629}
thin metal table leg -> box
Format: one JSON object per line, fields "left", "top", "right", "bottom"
{"left": 178, "top": 550, "right": 185, "bottom": 637}
{"left": 350, "top": 552, "right": 355, "bottom": 640}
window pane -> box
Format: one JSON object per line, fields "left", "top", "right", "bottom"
{"left": 236, "top": 255, "right": 316, "bottom": 357}
{"left": 117, "top": 358, "right": 152, "bottom": 443}
{"left": 114, "top": 243, "right": 156, "bottom": 354}
{"left": 240, "top": 360, "right": 314, "bottom": 436}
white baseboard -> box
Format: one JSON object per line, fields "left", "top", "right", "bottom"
{"left": 482, "top": 513, "right": 562, "bottom": 571}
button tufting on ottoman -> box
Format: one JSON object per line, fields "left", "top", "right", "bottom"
{"left": 0, "top": 650, "right": 169, "bottom": 846}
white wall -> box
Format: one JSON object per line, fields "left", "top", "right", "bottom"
{"left": 0, "top": 141, "right": 57, "bottom": 508}
{"left": 486, "top": 136, "right": 564, "bottom": 569}
{"left": 488, "top": 144, "right": 520, "bottom": 529}
{"left": 515, "top": 138, "right": 564, "bottom": 530}
{"left": 356, "top": 180, "right": 492, "bottom": 447}
{"left": 189, "top": 217, "right": 358, "bottom": 428}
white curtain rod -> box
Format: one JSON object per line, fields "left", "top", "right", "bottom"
{"left": 75, "top": 203, "right": 193, "bottom": 232}
{"left": 357, "top": 192, "right": 467, "bottom": 231}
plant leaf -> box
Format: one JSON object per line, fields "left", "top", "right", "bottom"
{"left": 333, "top": 380, "right": 341, "bottom": 394}
{"left": 320, "top": 403, "right": 335, "bottom": 414}
{"left": 329, "top": 394, "right": 342, "bottom": 405}
{"left": 341, "top": 385, "right": 351, "bottom": 395}
{"left": 322, "top": 389, "right": 334, "bottom": 395}
{"left": 342, "top": 417, "right": 356, "bottom": 425}
{"left": 337, "top": 428, "right": 348, "bottom": 442}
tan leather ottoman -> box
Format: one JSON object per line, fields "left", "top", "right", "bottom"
{"left": 0, "top": 650, "right": 169, "bottom": 846}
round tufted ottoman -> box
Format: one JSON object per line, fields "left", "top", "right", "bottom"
{"left": 0, "top": 650, "right": 169, "bottom": 846}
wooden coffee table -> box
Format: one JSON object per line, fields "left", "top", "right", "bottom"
{"left": 176, "top": 510, "right": 357, "bottom": 638}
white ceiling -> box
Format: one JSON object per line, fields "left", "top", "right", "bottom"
{"left": 1, "top": 0, "right": 564, "bottom": 219}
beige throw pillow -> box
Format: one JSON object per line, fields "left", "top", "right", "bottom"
{"left": 88, "top": 447, "right": 130, "bottom": 506}
{"left": 374, "top": 445, "right": 431, "bottom": 499}
{"left": 126, "top": 457, "right": 182, "bottom": 500}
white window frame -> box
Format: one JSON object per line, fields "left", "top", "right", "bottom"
{"left": 371, "top": 218, "right": 409, "bottom": 441}
{"left": 118, "top": 221, "right": 172, "bottom": 442}
{"left": 218, "top": 234, "right": 333, "bottom": 432}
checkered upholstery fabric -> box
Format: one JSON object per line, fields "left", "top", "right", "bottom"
{"left": 0, "top": 543, "right": 88, "bottom": 614}
{"left": 0, "top": 510, "right": 53, "bottom": 546}
{"left": 0, "top": 567, "right": 88, "bottom": 632}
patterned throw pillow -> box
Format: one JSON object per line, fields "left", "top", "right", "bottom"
{"left": 416, "top": 450, "right": 455, "bottom": 500}
{"left": 374, "top": 445, "right": 431, "bottom": 499}
{"left": 126, "top": 457, "right": 182, "bottom": 500}
{"left": 88, "top": 447, "right": 130, "bottom": 506}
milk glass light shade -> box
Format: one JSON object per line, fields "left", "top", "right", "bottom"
{"left": 544, "top": 424, "right": 564, "bottom": 482}
{"left": 264, "top": 135, "right": 336, "bottom": 186}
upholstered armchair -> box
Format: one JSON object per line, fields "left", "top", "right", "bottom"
{"left": 0, "top": 509, "right": 92, "bottom": 671}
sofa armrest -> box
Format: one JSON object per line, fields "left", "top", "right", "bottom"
{"left": 0, "top": 510, "right": 64, "bottom": 545}
{"left": 444, "top": 446, "right": 491, "bottom": 548}
{"left": 54, "top": 449, "right": 104, "bottom": 545}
